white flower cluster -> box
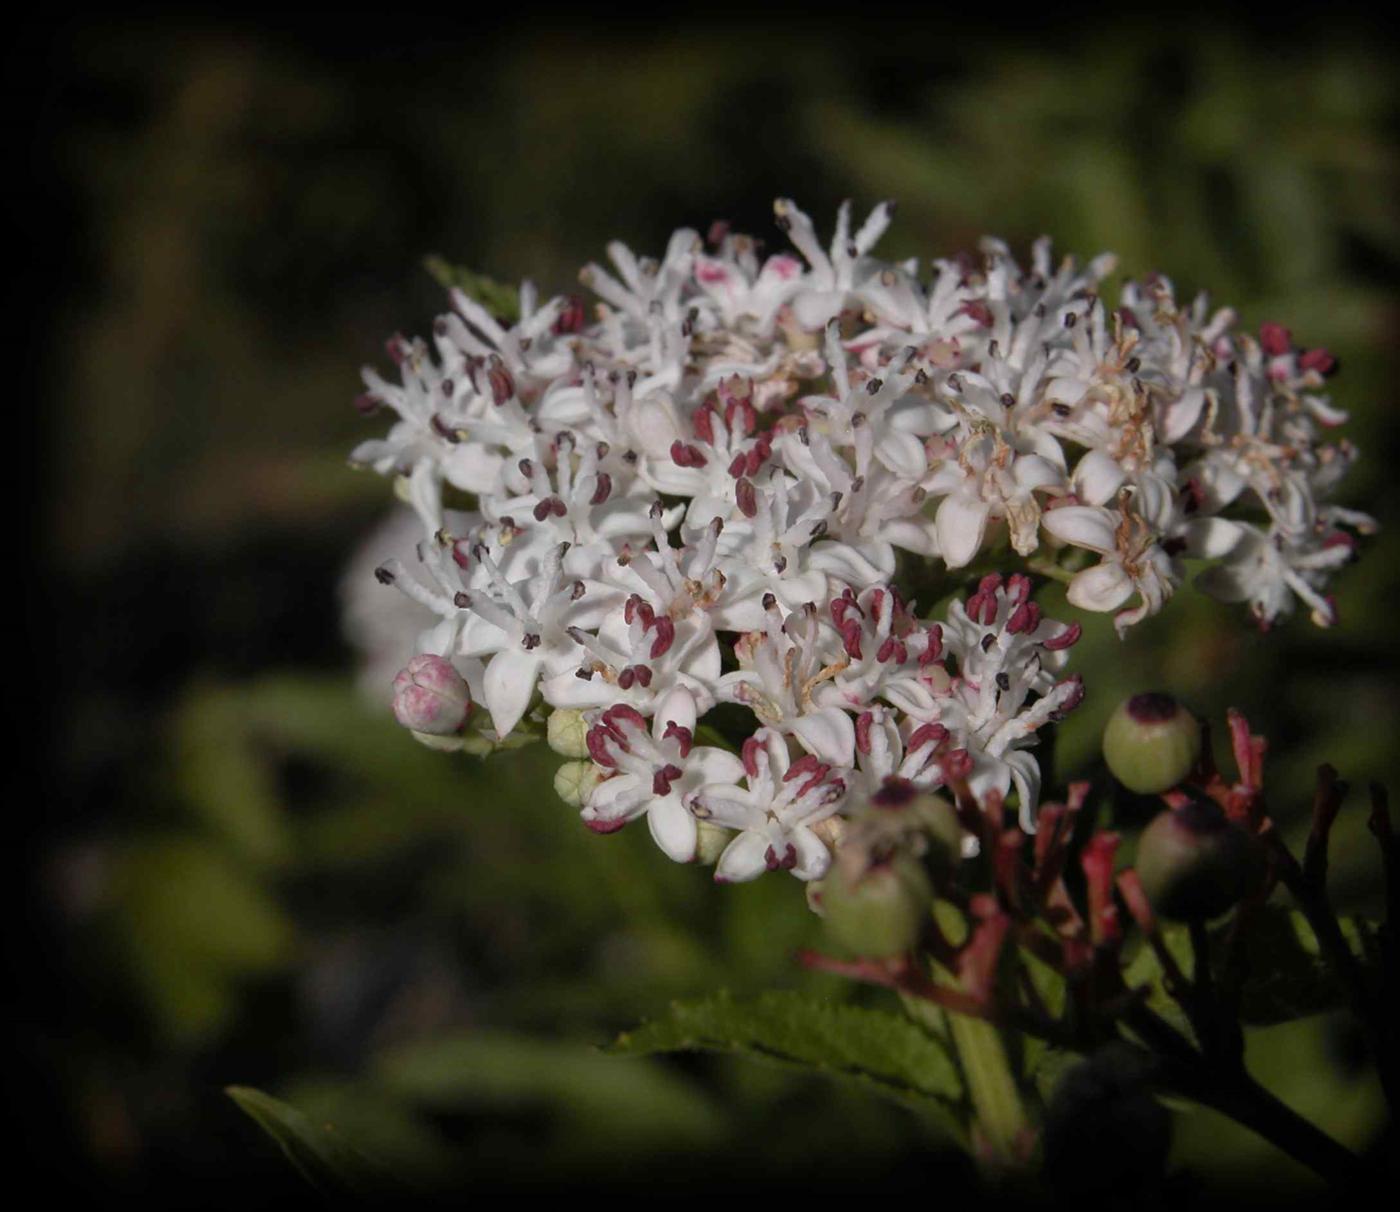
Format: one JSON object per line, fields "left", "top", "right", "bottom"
{"left": 354, "top": 200, "right": 1369, "bottom": 881}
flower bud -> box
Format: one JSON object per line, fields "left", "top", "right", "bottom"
{"left": 546, "top": 707, "right": 590, "bottom": 759}
{"left": 818, "top": 854, "right": 933, "bottom": 958}
{"left": 1102, "top": 692, "right": 1201, "bottom": 794}
{"left": 553, "top": 760, "right": 604, "bottom": 807}
{"left": 1135, "top": 799, "right": 1263, "bottom": 921}
{"left": 695, "top": 821, "right": 732, "bottom": 866}
{"left": 392, "top": 654, "right": 471, "bottom": 735}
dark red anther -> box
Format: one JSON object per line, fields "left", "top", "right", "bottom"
{"left": 919, "top": 624, "right": 944, "bottom": 666}
{"left": 649, "top": 617, "right": 676, "bottom": 659}
{"left": 586, "top": 725, "right": 619, "bottom": 768}
{"left": 839, "top": 618, "right": 863, "bottom": 661}
{"left": 1006, "top": 601, "right": 1041, "bottom": 635}
{"left": 354, "top": 393, "right": 380, "bottom": 416}
{"left": 590, "top": 472, "right": 613, "bottom": 505}
{"left": 942, "top": 748, "right": 974, "bottom": 782}
{"left": 603, "top": 703, "right": 647, "bottom": 733}
{"left": 724, "top": 396, "right": 757, "bottom": 437}
{"left": 652, "top": 764, "right": 684, "bottom": 795}
{"left": 692, "top": 405, "right": 716, "bottom": 444}
{"left": 385, "top": 333, "right": 409, "bottom": 365}
{"left": 661, "top": 721, "right": 694, "bottom": 757}
{"left": 431, "top": 414, "right": 461, "bottom": 443}
{"left": 765, "top": 844, "right": 798, "bottom": 871}
{"left": 1042, "top": 622, "right": 1081, "bottom": 651}
{"left": 1299, "top": 348, "right": 1336, "bottom": 375}
{"left": 855, "top": 711, "right": 874, "bottom": 756}
{"left": 957, "top": 300, "right": 994, "bottom": 328}
{"left": 1006, "top": 573, "right": 1032, "bottom": 604}
{"left": 735, "top": 477, "right": 758, "bottom": 518}
{"left": 784, "top": 753, "right": 823, "bottom": 783}
{"left": 1054, "top": 675, "right": 1086, "bottom": 715}
{"left": 1259, "top": 323, "right": 1292, "bottom": 357}
{"left": 487, "top": 357, "right": 515, "bottom": 406}
{"left": 451, "top": 540, "right": 472, "bottom": 570}
{"left": 741, "top": 735, "right": 764, "bottom": 778}
{"left": 907, "top": 722, "right": 949, "bottom": 752}
{"left": 876, "top": 636, "right": 907, "bottom": 664}
{"left": 617, "top": 667, "right": 636, "bottom": 690}
{"left": 553, "top": 295, "right": 586, "bottom": 335}
{"left": 669, "top": 440, "right": 708, "bottom": 468}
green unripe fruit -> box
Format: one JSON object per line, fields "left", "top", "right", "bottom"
{"left": 1136, "top": 799, "right": 1262, "bottom": 921}
{"left": 819, "top": 854, "right": 934, "bottom": 958}
{"left": 1103, "top": 692, "right": 1201, "bottom": 794}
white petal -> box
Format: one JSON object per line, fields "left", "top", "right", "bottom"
{"left": 1066, "top": 561, "right": 1135, "bottom": 613}
{"left": 652, "top": 686, "right": 697, "bottom": 738}
{"left": 648, "top": 796, "right": 699, "bottom": 862}
{"left": 714, "top": 831, "right": 770, "bottom": 883}
{"left": 936, "top": 493, "right": 992, "bottom": 569}
{"left": 789, "top": 826, "right": 832, "bottom": 881}
{"left": 792, "top": 707, "right": 856, "bottom": 767}
{"left": 1004, "top": 751, "right": 1042, "bottom": 834}
{"left": 1072, "top": 450, "right": 1126, "bottom": 505}
{"left": 1042, "top": 505, "right": 1117, "bottom": 553}
{"left": 483, "top": 648, "right": 543, "bottom": 737}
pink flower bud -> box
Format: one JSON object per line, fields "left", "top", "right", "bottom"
{"left": 392, "top": 655, "right": 471, "bottom": 735}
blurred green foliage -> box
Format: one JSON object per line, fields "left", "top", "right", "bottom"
{"left": 34, "top": 14, "right": 1397, "bottom": 1197}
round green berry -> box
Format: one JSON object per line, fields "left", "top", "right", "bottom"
{"left": 1136, "top": 799, "right": 1262, "bottom": 921}
{"left": 819, "top": 854, "right": 933, "bottom": 958}
{"left": 1103, "top": 692, "right": 1202, "bottom": 794}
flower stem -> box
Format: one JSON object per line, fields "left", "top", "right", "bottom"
{"left": 948, "top": 1012, "right": 1031, "bottom": 1169}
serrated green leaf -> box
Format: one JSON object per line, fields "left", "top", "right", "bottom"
{"left": 226, "top": 1086, "right": 399, "bottom": 1199}
{"left": 609, "top": 990, "right": 966, "bottom": 1139}
{"left": 423, "top": 255, "right": 520, "bottom": 322}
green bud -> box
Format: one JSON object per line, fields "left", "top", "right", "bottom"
{"left": 546, "top": 708, "right": 590, "bottom": 758}
{"left": 409, "top": 730, "right": 465, "bottom": 753}
{"left": 695, "top": 821, "right": 732, "bottom": 866}
{"left": 818, "top": 854, "right": 934, "bottom": 958}
{"left": 1103, "top": 692, "right": 1201, "bottom": 794}
{"left": 1136, "top": 799, "right": 1262, "bottom": 921}
{"left": 553, "top": 759, "right": 604, "bottom": 807}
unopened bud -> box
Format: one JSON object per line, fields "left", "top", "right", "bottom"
{"left": 695, "top": 821, "right": 732, "bottom": 866}
{"left": 553, "top": 760, "right": 604, "bottom": 807}
{"left": 392, "top": 655, "right": 471, "bottom": 735}
{"left": 1135, "top": 799, "right": 1263, "bottom": 921}
{"left": 818, "top": 854, "right": 933, "bottom": 958}
{"left": 546, "top": 708, "right": 590, "bottom": 758}
{"left": 1103, "top": 692, "right": 1201, "bottom": 794}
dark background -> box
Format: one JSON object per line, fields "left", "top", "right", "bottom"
{"left": 12, "top": 9, "right": 1400, "bottom": 1203}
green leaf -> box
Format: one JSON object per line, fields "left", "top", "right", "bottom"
{"left": 226, "top": 1086, "right": 398, "bottom": 1199}
{"left": 609, "top": 990, "right": 966, "bottom": 1138}
{"left": 1230, "top": 908, "right": 1377, "bottom": 1025}
{"left": 423, "top": 255, "right": 520, "bottom": 322}
{"left": 373, "top": 1031, "right": 724, "bottom": 1149}
{"left": 1122, "top": 907, "right": 1377, "bottom": 1039}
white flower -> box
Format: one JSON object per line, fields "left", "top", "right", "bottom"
{"left": 345, "top": 194, "right": 1373, "bottom": 895}
{"left": 690, "top": 729, "right": 849, "bottom": 882}
{"left": 581, "top": 688, "right": 745, "bottom": 861}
